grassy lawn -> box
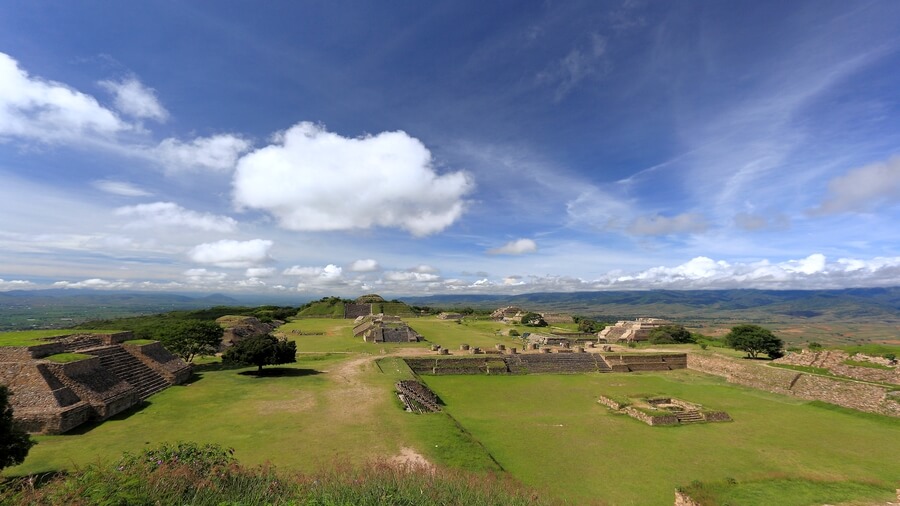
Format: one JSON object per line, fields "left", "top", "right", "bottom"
{"left": 6, "top": 321, "right": 899, "bottom": 505}
{"left": 44, "top": 353, "right": 92, "bottom": 364}
{"left": 421, "top": 370, "right": 900, "bottom": 505}
{"left": 5, "top": 352, "right": 496, "bottom": 479}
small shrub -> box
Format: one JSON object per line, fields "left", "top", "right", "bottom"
{"left": 627, "top": 342, "right": 637, "bottom": 348}
{"left": 699, "top": 343, "right": 708, "bottom": 350}
{"left": 509, "top": 329, "right": 520, "bottom": 337}
{"left": 808, "top": 342, "right": 823, "bottom": 351}
{"left": 883, "top": 353, "right": 897, "bottom": 362}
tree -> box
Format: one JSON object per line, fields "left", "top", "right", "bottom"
{"left": 520, "top": 312, "right": 547, "bottom": 327}
{"left": 648, "top": 325, "right": 695, "bottom": 344}
{"left": 222, "top": 334, "right": 296, "bottom": 373}
{"left": 725, "top": 324, "right": 784, "bottom": 359}
{"left": 160, "top": 320, "right": 224, "bottom": 363}
{"left": 0, "top": 385, "right": 35, "bottom": 471}
{"left": 577, "top": 318, "right": 605, "bottom": 333}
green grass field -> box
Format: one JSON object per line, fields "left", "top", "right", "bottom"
{"left": 6, "top": 317, "right": 899, "bottom": 505}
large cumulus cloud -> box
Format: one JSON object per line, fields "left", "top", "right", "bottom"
{"left": 232, "top": 122, "right": 472, "bottom": 236}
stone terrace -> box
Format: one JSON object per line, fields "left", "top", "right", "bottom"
{"left": 0, "top": 332, "right": 191, "bottom": 434}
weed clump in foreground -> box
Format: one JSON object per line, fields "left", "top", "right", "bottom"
{"left": 1, "top": 442, "right": 554, "bottom": 506}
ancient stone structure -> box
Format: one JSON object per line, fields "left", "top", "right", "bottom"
{"left": 437, "top": 312, "right": 463, "bottom": 320}
{"left": 598, "top": 394, "right": 732, "bottom": 426}
{"left": 353, "top": 314, "right": 421, "bottom": 343}
{"left": 598, "top": 318, "right": 671, "bottom": 342}
{"left": 396, "top": 380, "right": 441, "bottom": 413}
{"left": 776, "top": 350, "right": 899, "bottom": 385}
{"left": 490, "top": 306, "right": 525, "bottom": 322}
{"left": 0, "top": 332, "right": 191, "bottom": 434}
{"left": 540, "top": 313, "right": 574, "bottom": 324}
{"left": 216, "top": 315, "right": 278, "bottom": 348}
{"left": 688, "top": 353, "right": 900, "bottom": 417}
{"left": 403, "top": 353, "right": 687, "bottom": 376}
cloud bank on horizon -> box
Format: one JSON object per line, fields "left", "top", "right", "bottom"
{"left": 1, "top": 1, "right": 900, "bottom": 297}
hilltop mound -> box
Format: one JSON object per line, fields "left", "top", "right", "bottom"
{"left": 215, "top": 315, "right": 277, "bottom": 346}
{"left": 356, "top": 294, "right": 385, "bottom": 303}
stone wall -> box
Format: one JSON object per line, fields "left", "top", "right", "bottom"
{"left": 777, "top": 350, "right": 899, "bottom": 385}
{"left": 688, "top": 353, "right": 900, "bottom": 417}
{"left": 124, "top": 342, "right": 192, "bottom": 384}
{"left": 47, "top": 358, "right": 138, "bottom": 419}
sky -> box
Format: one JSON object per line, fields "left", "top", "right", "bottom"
{"left": 2, "top": 0, "right": 900, "bottom": 297}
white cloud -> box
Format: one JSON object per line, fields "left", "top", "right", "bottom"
{"left": 188, "top": 239, "right": 273, "bottom": 268}
{"left": 809, "top": 156, "right": 900, "bottom": 215}
{"left": 349, "top": 259, "right": 380, "bottom": 272}
{"left": 232, "top": 122, "right": 473, "bottom": 236}
{"left": 0, "top": 279, "right": 34, "bottom": 290}
{"left": 0, "top": 52, "right": 129, "bottom": 143}
{"left": 283, "top": 264, "right": 347, "bottom": 288}
{"left": 92, "top": 179, "right": 153, "bottom": 197}
{"left": 410, "top": 264, "right": 439, "bottom": 274}
{"left": 115, "top": 202, "right": 237, "bottom": 232}
{"left": 155, "top": 134, "right": 251, "bottom": 173}
{"left": 628, "top": 213, "right": 708, "bottom": 236}
{"left": 52, "top": 278, "right": 132, "bottom": 289}
{"left": 245, "top": 267, "right": 275, "bottom": 278}
{"left": 487, "top": 238, "right": 537, "bottom": 255}
{"left": 98, "top": 77, "right": 168, "bottom": 122}
{"left": 184, "top": 268, "right": 227, "bottom": 282}
{"left": 383, "top": 271, "right": 441, "bottom": 282}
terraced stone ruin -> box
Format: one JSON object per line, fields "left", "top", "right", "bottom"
{"left": 0, "top": 332, "right": 190, "bottom": 434}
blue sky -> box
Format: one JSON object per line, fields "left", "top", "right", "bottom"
{"left": 2, "top": 1, "right": 900, "bottom": 296}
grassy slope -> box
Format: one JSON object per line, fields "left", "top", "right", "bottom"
{"left": 421, "top": 371, "right": 900, "bottom": 505}
{"left": 7, "top": 319, "right": 498, "bottom": 477}
{"left": 7, "top": 316, "right": 899, "bottom": 505}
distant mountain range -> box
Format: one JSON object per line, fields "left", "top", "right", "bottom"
{"left": 3, "top": 287, "right": 899, "bottom": 332}
{"left": 404, "top": 288, "right": 900, "bottom": 323}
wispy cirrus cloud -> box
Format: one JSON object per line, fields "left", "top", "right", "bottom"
{"left": 115, "top": 202, "right": 237, "bottom": 232}
{"left": 98, "top": 77, "right": 169, "bottom": 122}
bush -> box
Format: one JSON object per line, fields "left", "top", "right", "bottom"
{"left": 648, "top": 325, "right": 694, "bottom": 344}
{"left": 508, "top": 329, "right": 520, "bottom": 337}
{"left": 808, "top": 342, "right": 823, "bottom": 351}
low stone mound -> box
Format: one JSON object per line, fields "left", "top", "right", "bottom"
{"left": 216, "top": 315, "right": 277, "bottom": 347}
{"left": 396, "top": 380, "right": 441, "bottom": 413}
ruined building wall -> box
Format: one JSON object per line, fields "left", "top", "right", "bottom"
{"left": 688, "top": 353, "right": 900, "bottom": 417}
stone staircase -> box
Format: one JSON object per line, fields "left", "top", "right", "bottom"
{"left": 675, "top": 410, "right": 704, "bottom": 424}
{"left": 82, "top": 346, "right": 170, "bottom": 399}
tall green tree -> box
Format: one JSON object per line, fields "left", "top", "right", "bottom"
{"left": 520, "top": 312, "right": 547, "bottom": 327}
{"left": 0, "top": 386, "right": 35, "bottom": 471}
{"left": 160, "top": 320, "right": 224, "bottom": 363}
{"left": 725, "top": 324, "right": 784, "bottom": 359}
{"left": 648, "top": 325, "right": 694, "bottom": 344}
{"left": 222, "top": 335, "right": 296, "bottom": 373}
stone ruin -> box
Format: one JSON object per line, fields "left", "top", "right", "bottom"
{"left": 395, "top": 379, "right": 441, "bottom": 413}
{"left": 598, "top": 317, "right": 671, "bottom": 342}
{"left": 597, "top": 394, "right": 732, "bottom": 426}
{"left": 403, "top": 352, "right": 688, "bottom": 376}
{"left": 437, "top": 312, "right": 463, "bottom": 320}
{"left": 0, "top": 332, "right": 191, "bottom": 434}
{"left": 490, "top": 306, "right": 525, "bottom": 322}
{"left": 215, "top": 315, "right": 279, "bottom": 348}
{"left": 353, "top": 314, "right": 422, "bottom": 343}
{"left": 540, "top": 312, "right": 574, "bottom": 324}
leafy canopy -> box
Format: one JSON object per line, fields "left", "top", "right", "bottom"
{"left": 222, "top": 334, "right": 296, "bottom": 372}
{"left": 648, "top": 325, "right": 694, "bottom": 344}
{"left": 725, "top": 324, "right": 784, "bottom": 359}
{"left": 159, "top": 319, "right": 224, "bottom": 363}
